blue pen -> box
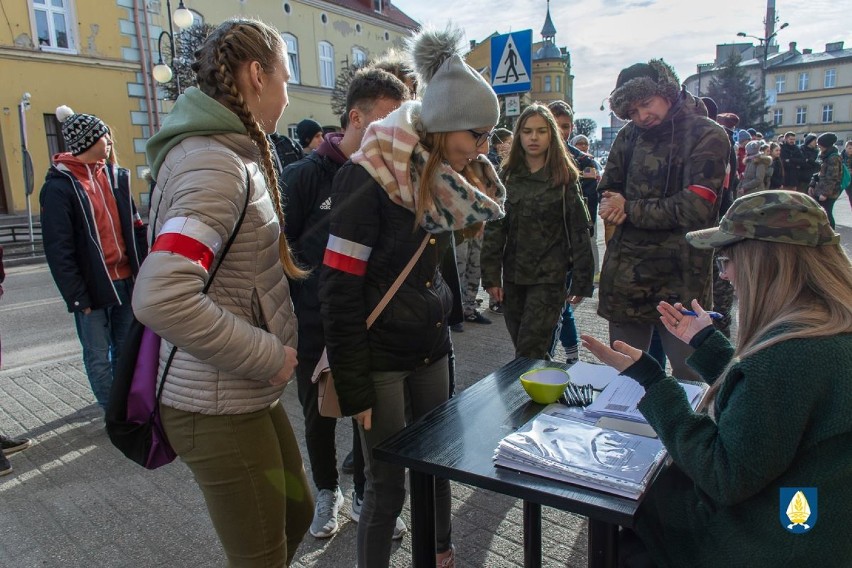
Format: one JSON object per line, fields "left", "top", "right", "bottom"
{"left": 681, "top": 309, "right": 724, "bottom": 320}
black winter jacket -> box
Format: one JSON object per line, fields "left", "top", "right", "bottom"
{"left": 40, "top": 164, "right": 147, "bottom": 312}
{"left": 780, "top": 142, "right": 804, "bottom": 186}
{"left": 281, "top": 151, "right": 341, "bottom": 360}
{"left": 799, "top": 143, "right": 820, "bottom": 183}
{"left": 319, "top": 162, "right": 462, "bottom": 416}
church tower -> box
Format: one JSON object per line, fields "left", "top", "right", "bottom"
{"left": 530, "top": 0, "right": 574, "bottom": 106}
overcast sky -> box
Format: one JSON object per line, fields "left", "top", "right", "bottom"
{"left": 392, "top": 0, "right": 850, "bottom": 137}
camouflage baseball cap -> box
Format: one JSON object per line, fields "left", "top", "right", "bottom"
{"left": 686, "top": 190, "right": 840, "bottom": 249}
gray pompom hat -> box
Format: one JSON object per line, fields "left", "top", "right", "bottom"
{"left": 409, "top": 27, "right": 499, "bottom": 133}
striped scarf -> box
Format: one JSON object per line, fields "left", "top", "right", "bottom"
{"left": 352, "top": 100, "right": 505, "bottom": 233}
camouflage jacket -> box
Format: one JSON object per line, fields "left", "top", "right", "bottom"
{"left": 481, "top": 165, "right": 594, "bottom": 296}
{"left": 811, "top": 148, "right": 842, "bottom": 200}
{"left": 598, "top": 91, "right": 730, "bottom": 323}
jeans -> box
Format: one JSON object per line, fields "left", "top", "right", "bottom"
{"left": 549, "top": 272, "right": 579, "bottom": 359}
{"left": 73, "top": 278, "right": 134, "bottom": 409}
{"left": 161, "top": 400, "right": 313, "bottom": 567}
{"left": 357, "top": 356, "right": 452, "bottom": 567}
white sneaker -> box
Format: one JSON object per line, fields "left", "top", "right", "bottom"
{"left": 349, "top": 490, "right": 407, "bottom": 540}
{"left": 310, "top": 487, "right": 344, "bottom": 538}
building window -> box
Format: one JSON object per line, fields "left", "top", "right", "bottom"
{"left": 282, "top": 33, "right": 300, "bottom": 84}
{"left": 31, "top": 0, "right": 75, "bottom": 51}
{"left": 797, "top": 72, "right": 809, "bottom": 91}
{"left": 775, "top": 74, "right": 785, "bottom": 94}
{"left": 822, "top": 104, "right": 833, "bottom": 123}
{"left": 44, "top": 114, "right": 66, "bottom": 158}
{"left": 319, "top": 41, "right": 335, "bottom": 88}
{"left": 824, "top": 69, "right": 836, "bottom": 88}
{"left": 555, "top": 75, "right": 561, "bottom": 92}
{"left": 544, "top": 76, "right": 552, "bottom": 92}
{"left": 373, "top": 0, "right": 382, "bottom": 11}
{"left": 352, "top": 47, "right": 367, "bottom": 66}
{"left": 287, "top": 123, "right": 298, "bottom": 140}
{"left": 773, "top": 108, "right": 783, "bottom": 126}
{"left": 795, "top": 106, "right": 807, "bottom": 125}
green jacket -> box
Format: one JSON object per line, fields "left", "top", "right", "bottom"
{"left": 480, "top": 165, "right": 594, "bottom": 297}
{"left": 598, "top": 91, "right": 729, "bottom": 323}
{"left": 634, "top": 330, "right": 852, "bottom": 567}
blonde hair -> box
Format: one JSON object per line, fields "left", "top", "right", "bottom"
{"left": 502, "top": 103, "right": 578, "bottom": 188}
{"left": 193, "top": 19, "right": 305, "bottom": 278}
{"left": 708, "top": 239, "right": 852, "bottom": 406}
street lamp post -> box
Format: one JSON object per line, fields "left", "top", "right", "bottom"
{"left": 737, "top": 22, "right": 789, "bottom": 121}
{"left": 152, "top": 0, "right": 194, "bottom": 92}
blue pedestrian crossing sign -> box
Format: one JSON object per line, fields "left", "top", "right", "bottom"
{"left": 491, "top": 30, "right": 532, "bottom": 95}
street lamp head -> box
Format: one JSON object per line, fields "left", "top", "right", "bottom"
{"left": 173, "top": 3, "right": 194, "bottom": 29}
{"left": 153, "top": 62, "right": 174, "bottom": 83}
{"left": 737, "top": 32, "right": 746, "bottom": 38}
{"left": 779, "top": 22, "right": 789, "bottom": 31}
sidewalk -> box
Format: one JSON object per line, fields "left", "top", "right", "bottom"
{"left": 0, "top": 284, "right": 610, "bottom": 567}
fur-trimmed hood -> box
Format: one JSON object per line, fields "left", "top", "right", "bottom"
{"left": 609, "top": 59, "right": 681, "bottom": 121}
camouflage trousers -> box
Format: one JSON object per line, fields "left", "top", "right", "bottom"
{"left": 712, "top": 258, "right": 734, "bottom": 337}
{"left": 455, "top": 233, "right": 483, "bottom": 316}
{"left": 502, "top": 281, "right": 565, "bottom": 359}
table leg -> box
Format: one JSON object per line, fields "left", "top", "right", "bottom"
{"left": 409, "top": 470, "right": 436, "bottom": 568}
{"left": 522, "top": 501, "right": 542, "bottom": 568}
{"left": 587, "top": 519, "right": 618, "bottom": 568}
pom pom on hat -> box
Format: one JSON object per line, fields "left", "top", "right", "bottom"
{"left": 408, "top": 26, "right": 499, "bottom": 133}
{"left": 56, "top": 105, "right": 109, "bottom": 156}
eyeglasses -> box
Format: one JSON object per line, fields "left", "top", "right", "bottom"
{"left": 467, "top": 128, "right": 495, "bottom": 147}
{"left": 715, "top": 255, "right": 730, "bottom": 274}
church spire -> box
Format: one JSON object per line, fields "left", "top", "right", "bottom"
{"left": 541, "top": 0, "right": 557, "bottom": 40}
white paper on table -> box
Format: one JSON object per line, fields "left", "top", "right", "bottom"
{"left": 585, "top": 375, "right": 705, "bottom": 424}
{"left": 566, "top": 361, "right": 621, "bottom": 390}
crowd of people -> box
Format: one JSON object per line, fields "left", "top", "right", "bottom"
{"left": 3, "top": 12, "right": 849, "bottom": 568}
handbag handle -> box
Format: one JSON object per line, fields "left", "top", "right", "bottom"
{"left": 154, "top": 166, "right": 254, "bottom": 401}
{"left": 366, "top": 233, "right": 431, "bottom": 329}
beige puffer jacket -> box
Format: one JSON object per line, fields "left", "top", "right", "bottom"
{"left": 133, "top": 133, "right": 297, "bottom": 414}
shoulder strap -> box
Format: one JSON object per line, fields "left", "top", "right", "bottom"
{"left": 366, "top": 233, "right": 431, "bottom": 329}
{"left": 156, "top": 166, "right": 253, "bottom": 400}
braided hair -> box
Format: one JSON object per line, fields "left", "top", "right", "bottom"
{"left": 192, "top": 19, "right": 305, "bottom": 278}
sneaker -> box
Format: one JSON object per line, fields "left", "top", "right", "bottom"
{"left": 489, "top": 302, "right": 503, "bottom": 314}
{"left": 464, "top": 311, "right": 492, "bottom": 324}
{"left": 310, "top": 487, "right": 344, "bottom": 538}
{"left": 0, "top": 452, "right": 11, "bottom": 477}
{"left": 349, "top": 491, "right": 407, "bottom": 540}
{"left": 436, "top": 545, "right": 456, "bottom": 568}
{"left": 450, "top": 323, "right": 464, "bottom": 333}
{"left": 341, "top": 450, "right": 355, "bottom": 475}
{"left": 0, "top": 435, "right": 32, "bottom": 456}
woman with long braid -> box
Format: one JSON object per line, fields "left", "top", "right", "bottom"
{"left": 134, "top": 19, "right": 312, "bottom": 566}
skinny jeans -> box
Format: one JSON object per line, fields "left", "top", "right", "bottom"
{"left": 357, "top": 356, "right": 452, "bottom": 567}
{"left": 161, "top": 400, "right": 313, "bottom": 567}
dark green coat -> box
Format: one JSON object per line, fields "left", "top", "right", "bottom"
{"left": 480, "top": 165, "right": 593, "bottom": 297}
{"left": 632, "top": 330, "right": 852, "bottom": 567}
{"left": 598, "top": 91, "right": 729, "bottom": 323}
{"left": 812, "top": 147, "right": 843, "bottom": 200}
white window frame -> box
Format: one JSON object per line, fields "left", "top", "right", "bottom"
{"left": 287, "top": 124, "right": 298, "bottom": 140}
{"left": 797, "top": 72, "right": 809, "bottom": 91}
{"left": 555, "top": 75, "right": 562, "bottom": 93}
{"left": 352, "top": 47, "right": 367, "bottom": 66}
{"left": 282, "top": 33, "right": 300, "bottom": 84}
{"left": 373, "top": 0, "right": 383, "bottom": 12}
{"left": 824, "top": 69, "right": 836, "bottom": 89}
{"left": 822, "top": 104, "right": 833, "bottom": 123}
{"left": 795, "top": 106, "right": 807, "bottom": 125}
{"left": 544, "top": 76, "right": 552, "bottom": 92}
{"left": 319, "top": 41, "right": 335, "bottom": 89}
{"left": 773, "top": 108, "right": 783, "bottom": 126}
{"left": 30, "top": 0, "right": 76, "bottom": 53}
{"left": 775, "top": 74, "right": 786, "bottom": 94}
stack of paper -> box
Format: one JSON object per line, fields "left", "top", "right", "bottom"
{"left": 585, "top": 375, "right": 705, "bottom": 424}
{"left": 494, "top": 405, "right": 668, "bottom": 499}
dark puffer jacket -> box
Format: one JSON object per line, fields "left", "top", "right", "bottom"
{"left": 780, "top": 142, "right": 804, "bottom": 187}
{"left": 598, "top": 91, "right": 729, "bottom": 323}
{"left": 319, "top": 162, "right": 462, "bottom": 416}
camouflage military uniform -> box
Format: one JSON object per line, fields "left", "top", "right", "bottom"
{"left": 598, "top": 92, "right": 729, "bottom": 324}
{"left": 481, "top": 165, "right": 594, "bottom": 359}
{"left": 455, "top": 232, "right": 483, "bottom": 317}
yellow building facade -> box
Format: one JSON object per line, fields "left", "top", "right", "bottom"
{"left": 0, "top": 0, "right": 417, "bottom": 217}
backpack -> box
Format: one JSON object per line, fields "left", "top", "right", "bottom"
{"left": 270, "top": 133, "right": 304, "bottom": 168}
